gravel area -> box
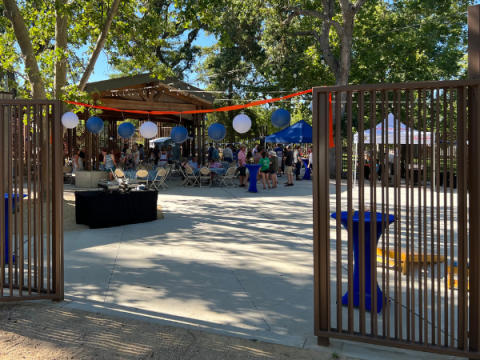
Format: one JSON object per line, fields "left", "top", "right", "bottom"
{"left": 0, "top": 302, "right": 352, "bottom": 360}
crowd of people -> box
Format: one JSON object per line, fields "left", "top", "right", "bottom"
{"left": 70, "top": 141, "right": 313, "bottom": 187}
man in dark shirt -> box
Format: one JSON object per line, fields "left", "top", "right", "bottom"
{"left": 79, "top": 146, "right": 86, "bottom": 162}
{"left": 284, "top": 145, "right": 294, "bottom": 186}
{"left": 122, "top": 143, "right": 128, "bottom": 154}
{"left": 208, "top": 143, "right": 214, "bottom": 161}
{"left": 153, "top": 145, "right": 160, "bottom": 165}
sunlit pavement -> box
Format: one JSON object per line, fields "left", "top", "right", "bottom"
{"left": 61, "top": 178, "right": 463, "bottom": 360}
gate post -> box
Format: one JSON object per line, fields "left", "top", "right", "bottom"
{"left": 312, "top": 89, "right": 331, "bottom": 346}
{"left": 468, "top": 4, "right": 480, "bottom": 356}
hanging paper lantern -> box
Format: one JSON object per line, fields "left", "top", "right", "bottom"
{"left": 61, "top": 112, "right": 79, "bottom": 129}
{"left": 233, "top": 114, "right": 251, "bottom": 134}
{"left": 271, "top": 108, "right": 291, "bottom": 128}
{"left": 171, "top": 126, "right": 188, "bottom": 143}
{"left": 140, "top": 121, "right": 158, "bottom": 138}
{"left": 118, "top": 122, "right": 136, "bottom": 138}
{"left": 86, "top": 116, "right": 104, "bottom": 134}
{"left": 208, "top": 123, "right": 226, "bottom": 141}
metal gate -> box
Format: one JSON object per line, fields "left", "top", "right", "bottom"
{"left": 0, "top": 100, "right": 64, "bottom": 301}
{"left": 312, "top": 79, "right": 480, "bottom": 358}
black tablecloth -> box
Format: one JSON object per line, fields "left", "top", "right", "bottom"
{"left": 75, "top": 190, "right": 158, "bottom": 229}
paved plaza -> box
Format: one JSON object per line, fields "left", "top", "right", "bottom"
{"left": 60, "top": 179, "right": 464, "bottom": 360}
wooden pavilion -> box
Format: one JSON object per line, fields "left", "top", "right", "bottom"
{"left": 65, "top": 73, "right": 214, "bottom": 170}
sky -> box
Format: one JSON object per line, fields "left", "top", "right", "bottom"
{"left": 87, "top": 30, "right": 217, "bottom": 86}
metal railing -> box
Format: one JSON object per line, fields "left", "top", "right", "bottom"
{"left": 0, "top": 100, "right": 64, "bottom": 301}
{"left": 312, "top": 79, "right": 480, "bottom": 358}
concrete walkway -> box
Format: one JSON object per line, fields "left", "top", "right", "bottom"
{"left": 62, "top": 179, "right": 464, "bottom": 360}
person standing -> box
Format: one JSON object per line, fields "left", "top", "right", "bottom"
{"left": 268, "top": 150, "right": 278, "bottom": 189}
{"left": 274, "top": 144, "right": 283, "bottom": 177}
{"left": 167, "top": 145, "right": 173, "bottom": 164}
{"left": 132, "top": 145, "right": 140, "bottom": 169}
{"left": 105, "top": 148, "right": 117, "bottom": 180}
{"left": 138, "top": 144, "right": 145, "bottom": 163}
{"left": 212, "top": 146, "right": 220, "bottom": 162}
{"left": 73, "top": 149, "right": 82, "bottom": 173}
{"left": 159, "top": 146, "right": 168, "bottom": 166}
{"left": 223, "top": 144, "right": 233, "bottom": 163}
{"left": 294, "top": 145, "right": 303, "bottom": 181}
{"left": 252, "top": 144, "right": 259, "bottom": 157}
{"left": 153, "top": 145, "right": 160, "bottom": 165}
{"left": 122, "top": 143, "right": 129, "bottom": 154}
{"left": 258, "top": 151, "right": 271, "bottom": 189}
{"left": 79, "top": 146, "right": 86, "bottom": 170}
{"left": 208, "top": 143, "right": 214, "bottom": 161}
{"left": 237, "top": 144, "right": 247, "bottom": 187}
{"left": 284, "top": 145, "right": 294, "bottom": 186}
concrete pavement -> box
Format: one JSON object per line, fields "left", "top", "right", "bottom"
{"left": 61, "top": 179, "right": 464, "bottom": 360}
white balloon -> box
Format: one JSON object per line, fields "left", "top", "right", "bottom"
{"left": 61, "top": 112, "right": 79, "bottom": 129}
{"left": 140, "top": 121, "right": 158, "bottom": 138}
{"left": 233, "top": 114, "right": 252, "bottom": 134}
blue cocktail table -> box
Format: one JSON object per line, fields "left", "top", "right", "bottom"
{"left": 331, "top": 211, "right": 394, "bottom": 313}
{"left": 245, "top": 164, "right": 262, "bottom": 193}
{"left": 301, "top": 159, "right": 311, "bottom": 180}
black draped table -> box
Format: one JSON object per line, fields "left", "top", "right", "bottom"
{"left": 75, "top": 190, "right": 158, "bottom": 229}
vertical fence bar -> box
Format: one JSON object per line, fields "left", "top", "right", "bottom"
{"left": 26, "top": 106, "right": 32, "bottom": 295}
{"left": 19, "top": 106, "right": 24, "bottom": 296}
{"left": 434, "top": 88, "right": 441, "bottom": 346}
{"left": 442, "top": 89, "right": 449, "bottom": 348}
{"left": 46, "top": 105, "right": 51, "bottom": 294}
{"left": 52, "top": 101, "right": 64, "bottom": 300}
{"left": 7, "top": 105, "right": 13, "bottom": 296}
{"left": 358, "top": 91, "right": 366, "bottom": 335}
{"left": 468, "top": 82, "right": 480, "bottom": 354}
{"left": 313, "top": 90, "right": 330, "bottom": 346}
{"left": 335, "top": 91, "right": 342, "bottom": 333}
{"left": 14, "top": 106, "right": 19, "bottom": 287}
{"left": 457, "top": 86, "right": 467, "bottom": 350}
{"left": 405, "top": 89, "right": 411, "bottom": 342}
{"left": 430, "top": 89, "right": 436, "bottom": 345}
{"left": 0, "top": 104, "right": 5, "bottom": 297}
{"left": 346, "top": 91, "right": 354, "bottom": 334}
{"left": 380, "top": 90, "right": 386, "bottom": 338}
{"left": 448, "top": 87, "right": 455, "bottom": 348}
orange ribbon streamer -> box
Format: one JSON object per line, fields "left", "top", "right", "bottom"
{"left": 64, "top": 88, "right": 335, "bottom": 147}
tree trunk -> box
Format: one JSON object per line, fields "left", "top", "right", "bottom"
{"left": 77, "top": 0, "right": 122, "bottom": 91}
{"left": 54, "top": 0, "right": 68, "bottom": 101}
{"left": 3, "top": 0, "right": 46, "bottom": 99}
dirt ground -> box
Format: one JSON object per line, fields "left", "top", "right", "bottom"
{"left": 0, "top": 302, "right": 352, "bottom": 360}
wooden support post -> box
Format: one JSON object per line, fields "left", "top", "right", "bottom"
{"left": 468, "top": 4, "right": 480, "bottom": 357}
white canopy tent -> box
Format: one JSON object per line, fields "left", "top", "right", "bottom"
{"left": 353, "top": 113, "right": 434, "bottom": 187}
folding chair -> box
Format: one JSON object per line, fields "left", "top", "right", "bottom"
{"left": 199, "top": 167, "right": 212, "bottom": 187}
{"left": 228, "top": 162, "right": 236, "bottom": 168}
{"left": 137, "top": 165, "right": 146, "bottom": 170}
{"left": 113, "top": 169, "right": 125, "bottom": 181}
{"left": 135, "top": 169, "right": 149, "bottom": 188}
{"left": 145, "top": 164, "right": 153, "bottom": 171}
{"left": 185, "top": 167, "right": 199, "bottom": 187}
{"left": 218, "top": 167, "right": 237, "bottom": 188}
{"left": 151, "top": 168, "right": 169, "bottom": 190}
{"left": 116, "top": 162, "right": 124, "bottom": 170}
{"left": 165, "top": 164, "right": 176, "bottom": 182}
{"left": 63, "top": 166, "right": 74, "bottom": 185}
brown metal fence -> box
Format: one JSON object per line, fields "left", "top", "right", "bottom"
{"left": 312, "top": 79, "right": 480, "bottom": 358}
{"left": 0, "top": 100, "right": 64, "bottom": 301}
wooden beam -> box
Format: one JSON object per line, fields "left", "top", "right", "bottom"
{"left": 99, "top": 98, "right": 197, "bottom": 112}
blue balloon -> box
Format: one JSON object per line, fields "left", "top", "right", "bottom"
{"left": 208, "top": 123, "right": 226, "bottom": 141}
{"left": 171, "top": 126, "right": 188, "bottom": 143}
{"left": 86, "top": 117, "right": 104, "bottom": 134}
{"left": 271, "top": 108, "right": 291, "bottom": 128}
{"left": 118, "top": 122, "right": 136, "bottom": 139}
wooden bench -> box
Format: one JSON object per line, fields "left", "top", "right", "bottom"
{"left": 377, "top": 248, "right": 445, "bottom": 275}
